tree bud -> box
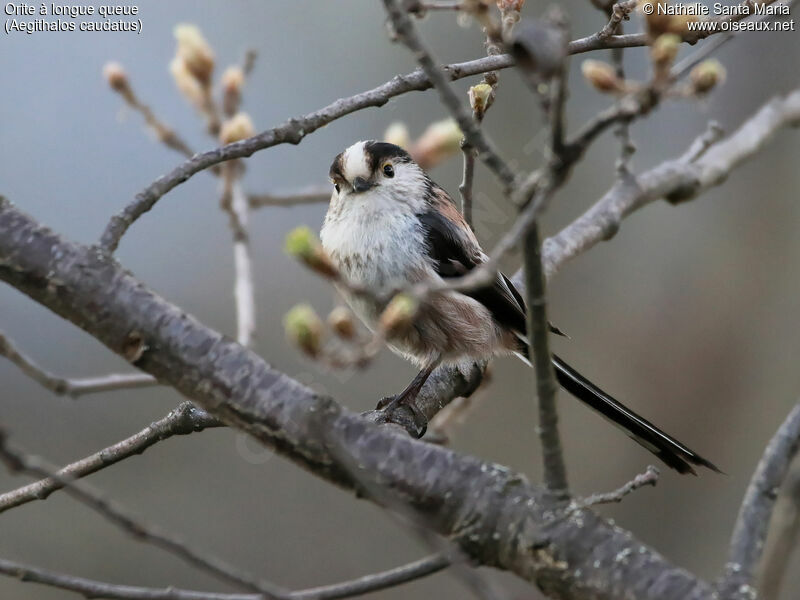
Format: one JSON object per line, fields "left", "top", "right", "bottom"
{"left": 651, "top": 34, "right": 680, "bottom": 67}
{"left": 581, "top": 60, "right": 622, "bottom": 93}
{"left": 284, "top": 304, "right": 323, "bottom": 357}
{"left": 384, "top": 122, "right": 411, "bottom": 149}
{"left": 412, "top": 119, "right": 463, "bottom": 168}
{"left": 285, "top": 226, "right": 338, "bottom": 279}
{"left": 102, "top": 62, "right": 129, "bottom": 93}
{"left": 690, "top": 59, "right": 726, "bottom": 95}
{"left": 468, "top": 83, "right": 494, "bottom": 119}
{"left": 170, "top": 56, "right": 205, "bottom": 108}
{"left": 220, "top": 113, "right": 255, "bottom": 144}
{"left": 379, "top": 294, "right": 419, "bottom": 337}
{"left": 173, "top": 24, "right": 215, "bottom": 85}
{"left": 327, "top": 306, "right": 356, "bottom": 339}
{"left": 221, "top": 66, "right": 245, "bottom": 95}
{"left": 497, "top": 0, "right": 525, "bottom": 12}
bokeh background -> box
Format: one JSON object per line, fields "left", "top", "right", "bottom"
{"left": 1, "top": 1, "right": 799, "bottom": 598}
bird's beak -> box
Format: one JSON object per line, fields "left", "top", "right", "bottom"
{"left": 352, "top": 177, "right": 373, "bottom": 193}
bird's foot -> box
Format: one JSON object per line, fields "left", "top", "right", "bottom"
{"left": 376, "top": 395, "right": 396, "bottom": 410}
{"left": 376, "top": 395, "right": 428, "bottom": 439}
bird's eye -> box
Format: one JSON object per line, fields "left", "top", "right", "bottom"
{"left": 382, "top": 163, "right": 394, "bottom": 178}
{"left": 333, "top": 182, "right": 340, "bottom": 193}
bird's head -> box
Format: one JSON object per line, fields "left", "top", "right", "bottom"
{"left": 328, "top": 141, "right": 428, "bottom": 210}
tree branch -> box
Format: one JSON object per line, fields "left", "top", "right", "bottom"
{"left": 542, "top": 86, "right": 800, "bottom": 279}
{"left": 0, "top": 402, "right": 220, "bottom": 514}
{"left": 98, "top": 5, "right": 750, "bottom": 254}
{"left": 718, "top": 403, "right": 800, "bottom": 599}
{"left": 0, "top": 437, "right": 284, "bottom": 598}
{"left": 97, "top": 31, "right": 654, "bottom": 254}
{"left": 0, "top": 196, "right": 715, "bottom": 599}
{"left": 0, "top": 330, "right": 157, "bottom": 397}
{"left": 2, "top": 49, "right": 797, "bottom": 600}
{"left": 757, "top": 462, "right": 800, "bottom": 600}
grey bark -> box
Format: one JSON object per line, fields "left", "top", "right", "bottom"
{"left": 0, "top": 197, "right": 713, "bottom": 599}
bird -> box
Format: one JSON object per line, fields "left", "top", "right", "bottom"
{"left": 320, "top": 140, "right": 720, "bottom": 475}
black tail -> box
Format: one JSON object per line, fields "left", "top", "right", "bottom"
{"left": 518, "top": 344, "right": 720, "bottom": 474}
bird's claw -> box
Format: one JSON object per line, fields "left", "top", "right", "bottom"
{"left": 376, "top": 395, "right": 396, "bottom": 410}
{"left": 375, "top": 395, "right": 428, "bottom": 439}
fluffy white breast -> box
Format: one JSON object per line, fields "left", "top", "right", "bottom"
{"left": 321, "top": 187, "right": 436, "bottom": 328}
{"left": 322, "top": 189, "right": 427, "bottom": 284}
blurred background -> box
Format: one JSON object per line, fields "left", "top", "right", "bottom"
{"left": 1, "top": 1, "right": 799, "bottom": 598}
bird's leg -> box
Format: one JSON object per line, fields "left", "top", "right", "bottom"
{"left": 377, "top": 356, "right": 442, "bottom": 436}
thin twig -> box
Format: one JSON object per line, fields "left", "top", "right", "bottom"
{"left": 105, "top": 65, "right": 195, "bottom": 159}
{"left": 0, "top": 402, "right": 221, "bottom": 514}
{"left": 0, "top": 331, "right": 157, "bottom": 397}
{"left": 458, "top": 146, "right": 476, "bottom": 227}
{"left": 223, "top": 50, "right": 257, "bottom": 118}
{"left": 0, "top": 437, "right": 286, "bottom": 598}
{"left": 241, "top": 49, "right": 257, "bottom": 77}
{"left": 455, "top": 1, "right": 506, "bottom": 227}
{"left": 598, "top": 0, "right": 637, "bottom": 38}
{"left": 220, "top": 162, "right": 256, "bottom": 347}
{"left": 198, "top": 81, "right": 221, "bottom": 137}
{"left": 411, "top": 0, "right": 465, "bottom": 10}
{"left": 0, "top": 559, "right": 250, "bottom": 600}
{"left": 291, "top": 553, "right": 449, "bottom": 599}
{"left": 248, "top": 185, "right": 331, "bottom": 209}
{"left": 566, "top": 58, "right": 673, "bottom": 164}
{"left": 0, "top": 553, "right": 449, "bottom": 600}
{"left": 718, "top": 403, "right": 800, "bottom": 599}
{"left": 512, "top": 13, "right": 572, "bottom": 493}
{"left": 571, "top": 465, "right": 660, "bottom": 510}
{"left": 383, "top": 0, "right": 518, "bottom": 191}
{"left": 679, "top": 120, "right": 725, "bottom": 163}
{"left": 523, "top": 223, "right": 568, "bottom": 493}
{"left": 104, "top": 65, "right": 227, "bottom": 177}
{"left": 98, "top": 32, "right": 659, "bottom": 253}
{"left": 598, "top": 0, "right": 636, "bottom": 175}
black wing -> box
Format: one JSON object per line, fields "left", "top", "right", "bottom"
{"left": 418, "top": 204, "right": 720, "bottom": 475}
{"left": 417, "top": 209, "right": 526, "bottom": 335}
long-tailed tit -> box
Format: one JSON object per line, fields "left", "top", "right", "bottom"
{"left": 320, "top": 140, "right": 719, "bottom": 475}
